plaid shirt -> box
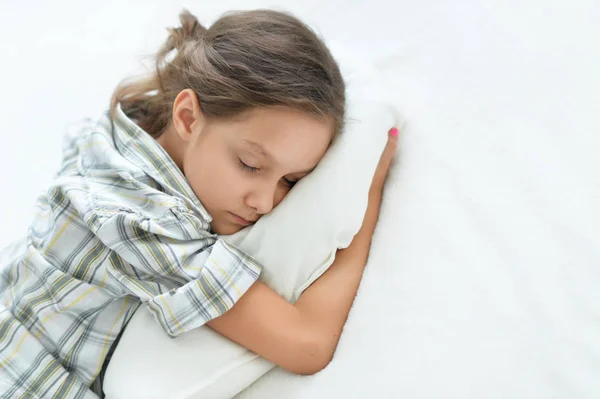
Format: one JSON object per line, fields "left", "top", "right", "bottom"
{"left": 0, "top": 105, "right": 263, "bottom": 398}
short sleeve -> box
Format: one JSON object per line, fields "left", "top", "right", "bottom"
{"left": 96, "top": 211, "right": 262, "bottom": 337}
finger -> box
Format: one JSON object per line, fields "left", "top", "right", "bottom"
{"left": 372, "top": 127, "right": 400, "bottom": 185}
{"left": 386, "top": 127, "right": 399, "bottom": 150}
{"left": 378, "top": 127, "right": 399, "bottom": 166}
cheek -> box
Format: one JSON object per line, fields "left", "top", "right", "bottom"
{"left": 183, "top": 142, "right": 247, "bottom": 206}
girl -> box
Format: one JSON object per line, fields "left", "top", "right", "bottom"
{"left": 0, "top": 9, "right": 398, "bottom": 399}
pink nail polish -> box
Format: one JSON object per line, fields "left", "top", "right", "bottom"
{"left": 389, "top": 127, "right": 399, "bottom": 137}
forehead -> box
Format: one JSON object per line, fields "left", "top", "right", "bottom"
{"left": 230, "top": 107, "right": 333, "bottom": 169}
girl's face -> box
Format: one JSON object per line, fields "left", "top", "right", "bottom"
{"left": 182, "top": 104, "right": 332, "bottom": 235}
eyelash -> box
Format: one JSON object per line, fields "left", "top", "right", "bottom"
{"left": 238, "top": 159, "right": 259, "bottom": 173}
{"left": 238, "top": 159, "right": 297, "bottom": 187}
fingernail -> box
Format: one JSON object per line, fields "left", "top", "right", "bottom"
{"left": 389, "top": 127, "right": 399, "bottom": 137}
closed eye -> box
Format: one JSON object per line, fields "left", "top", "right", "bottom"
{"left": 239, "top": 156, "right": 299, "bottom": 188}
{"left": 238, "top": 159, "right": 259, "bottom": 173}
{"left": 282, "top": 177, "right": 297, "bottom": 188}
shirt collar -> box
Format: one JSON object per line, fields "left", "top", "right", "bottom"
{"left": 111, "top": 103, "right": 213, "bottom": 223}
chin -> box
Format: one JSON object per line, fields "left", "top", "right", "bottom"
{"left": 211, "top": 222, "right": 242, "bottom": 236}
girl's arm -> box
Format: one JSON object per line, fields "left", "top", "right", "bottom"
{"left": 207, "top": 129, "right": 398, "bottom": 375}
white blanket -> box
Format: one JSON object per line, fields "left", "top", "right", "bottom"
{"left": 1, "top": 1, "right": 599, "bottom": 398}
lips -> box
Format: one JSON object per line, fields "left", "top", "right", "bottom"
{"left": 229, "top": 212, "right": 255, "bottom": 226}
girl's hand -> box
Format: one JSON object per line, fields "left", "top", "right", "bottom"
{"left": 369, "top": 127, "right": 399, "bottom": 200}
{"left": 356, "top": 127, "right": 399, "bottom": 240}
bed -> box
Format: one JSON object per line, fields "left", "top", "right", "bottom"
{"left": 1, "top": 0, "right": 598, "bottom": 398}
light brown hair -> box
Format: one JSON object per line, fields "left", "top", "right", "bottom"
{"left": 110, "top": 9, "right": 345, "bottom": 138}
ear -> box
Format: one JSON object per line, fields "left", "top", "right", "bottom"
{"left": 171, "top": 89, "right": 205, "bottom": 142}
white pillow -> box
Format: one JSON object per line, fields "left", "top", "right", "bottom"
{"left": 103, "top": 42, "right": 401, "bottom": 399}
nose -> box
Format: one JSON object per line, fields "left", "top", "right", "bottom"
{"left": 245, "top": 182, "right": 286, "bottom": 215}
{"left": 245, "top": 183, "right": 275, "bottom": 215}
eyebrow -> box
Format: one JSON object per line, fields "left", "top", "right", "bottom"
{"left": 241, "top": 140, "right": 270, "bottom": 158}
{"left": 241, "top": 139, "right": 315, "bottom": 174}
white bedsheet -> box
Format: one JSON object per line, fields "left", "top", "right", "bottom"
{"left": 1, "top": 1, "right": 599, "bottom": 398}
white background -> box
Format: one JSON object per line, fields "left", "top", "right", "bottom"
{"left": 1, "top": 1, "right": 599, "bottom": 398}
